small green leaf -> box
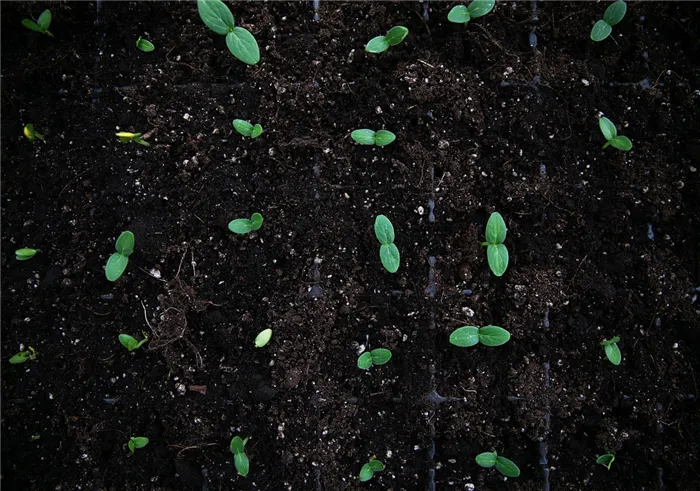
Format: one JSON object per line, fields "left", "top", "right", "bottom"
{"left": 591, "top": 20, "right": 612, "bottom": 42}
{"left": 374, "top": 215, "right": 395, "bottom": 245}
{"left": 598, "top": 117, "right": 617, "bottom": 141}
{"left": 235, "top": 452, "right": 250, "bottom": 476}
{"left": 115, "top": 231, "right": 135, "bottom": 256}
{"left": 9, "top": 352, "right": 30, "bottom": 364}
{"left": 197, "top": 0, "right": 235, "bottom": 35}
{"left": 449, "top": 326, "right": 480, "bottom": 347}
{"left": 233, "top": 119, "right": 255, "bottom": 137}
{"left": 495, "top": 456, "right": 520, "bottom": 477}
{"left": 250, "top": 124, "right": 263, "bottom": 138}
{"left": 128, "top": 440, "right": 135, "bottom": 453}
{"left": 380, "top": 243, "right": 400, "bottom": 273}
{"left": 368, "top": 459, "right": 385, "bottom": 471}
{"left": 596, "top": 453, "right": 615, "bottom": 470}
{"left": 15, "top": 248, "right": 38, "bottom": 261}
{"left": 136, "top": 36, "right": 155, "bottom": 52}
{"left": 609, "top": 135, "right": 632, "bottom": 151}
{"left": 487, "top": 244, "right": 509, "bottom": 277}
{"left": 105, "top": 253, "right": 129, "bottom": 282}
{"left": 603, "top": 0, "right": 627, "bottom": 26}
{"left": 357, "top": 352, "right": 373, "bottom": 370}
{"left": 351, "top": 129, "right": 376, "bottom": 145}
{"left": 370, "top": 348, "right": 392, "bottom": 365}
{"left": 228, "top": 218, "right": 253, "bottom": 234}
{"left": 254, "top": 328, "right": 272, "bottom": 348}
{"left": 467, "top": 0, "right": 496, "bottom": 18}
{"left": 37, "top": 9, "right": 52, "bottom": 31}
{"left": 385, "top": 26, "right": 408, "bottom": 46}
{"left": 485, "top": 212, "right": 507, "bottom": 244}
{"left": 22, "top": 19, "right": 42, "bottom": 32}
{"left": 131, "top": 437, "right": 149, "bottom": 449}
{"left": 230, "top": 436, "right": 248, "bottom": 454}
{"left": 119, "top": 334, "right": 138, "bottom": 351}
{"left": 250, "top": 213, "right": 264, "bottom": 231}
{"left": 478, "top": 325, "right": 511, "bottom": 346}
{"left": 359, "top": 463, "right": 374, "bottom": 481}
{"left": 366, "top": 35, "right": 389, "bottom": 53}
{"left": 475, "top": 451, "right": 498, "bottom": 468}
{"left": 604, "top": 342, "right": 622, "bottom": 365}
{"left": 226, "top": 27, "right": 260, "bottom": 65}
{"left": 447, "top": 5, "right": 471, "bottom": 23}
{"left": 374, "top": 130, "right": 396, "bottom": 147}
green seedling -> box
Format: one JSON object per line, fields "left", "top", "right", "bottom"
{"left": 601, "top": 336, "right": 621, "bottom": 365}
{"left": 359, "top": 457, "right": 385, "bottom": 482}
{"left": 116, "top": 131, "right": 150, "bottom": 146}
{"left": 599, "top": 117, "right": 632, "bottom": 151}
{"left": 197, "top": 0, "right": 260, "bottom": 65}
{"left": 357, "top": 348, "right": 392, "bottom": 370}
{"left": 351, "top": 129, "right": 396, "bottom": 147}
{"left": 22, "top": 9, "right": 53, "bottom": 37}
{"left": 448, "top": 0, "right": 495, "bottom": 25}
{"left": 254, "top": 328, "right": 272, "bottom": 348}
{"left": 24, "top": 124, "right": 45, "bottom": 143}
{"left": 119, "top": 333, "right": 149, "bottom": 352}
{"left": 105, "top": 231, "right": 135, "bottom": 282}
{"left": 374, "top": 215, "right": 400, "bottom": 273}
{"left": 475, "top": 450, "right": 520, "bottom": 478}
{"left": 228, "top": 213, "right": 263, "bottom": 235}
{"left": 9, "top": 346, "right": 38, "bottom": 364}
{"left": 230, "top": 436, "right": 250, "bottom": 477}
{"left": 233, "top": 119, "right": 263, "bottom": 138}
{"left": 136, "top": 36, "right": 155, "bottom": 52}
{"left": 365, "top": 26, "right": 409, "bottom": 53}
{"left": 449, "top": 325, "right": 511, "bottom": 347}
{"left": 596, "top": 453, "right": 615, "bottom": 470}
{"left": 481, "top": 211, "right": 509, "bottom": 276}
{"left": 591, "top": 1, "right": 627, "bottom": 42}
{"left": 128, "top": 437, "right": 149, "bottom": 453}
{"left": 15, "top": 248, "right": 38, "bottom": 261}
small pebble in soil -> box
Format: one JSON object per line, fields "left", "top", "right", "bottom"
{"left": 543, "top": 311, "right": 550, "bottom": 329}
{"left": 647, "top": 223, "right": 655, "bottom": 240}
{"left": 539, "top": 163, "right": 547, "bottom": 177}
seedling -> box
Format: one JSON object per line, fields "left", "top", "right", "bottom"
{"left": 197, "top": 0, "right": 260, "bottom": 65}
{"left": 128, "top": 437, "right": 149, "bottom": 453}
{"left": 351, "top": 129, "right": 396, "bottom": 147}
{"left": 24, "top": 124, "right": 44, "bottom": 143}
{"left": 230, "top": 436, "right": 250, "bottom": 476}
{"left": 449, "top": 325, "right": 511, "bottom": 347}
{"left": 228, "top": 213, "right": 263, "bottom": 234}
{"left": 365, "top": 26, "right": 408, "bottom": 53}
{"left": 105, "top": 231, "right": 135, "bottom": 282}
{"left": 591, "top": 1, "right": 627, "bottom": 42}
{"left": 116, "top": 131, "right": 150, "bottom": 146}
{"left": 475, "top": 450, "right": 520, "bottom": 478}
{"left": 357, "top": 348, "right": 392, "bottom": 370}
{"left": 374, "top": 215, "right": 400, "bottom": 273}
{"left": 119, "top": 333, "right": 149, "bottom": 352}
{"left": 15, "top": 248, "right": 38, "bottom": 261}
{"left": 601, "top": 336, "right": 621, "bottom": 365}
{"left": 599, "top": 117, "right": 632, "bottom": 151}
{"left": 136, "top": 36, "right": 155, "bottom": 52}
{"left": 448, "top": 0, "right": 495, "bottom": 25}
{"left": 254, "top": 328, "right": 272, "bottom": 348}
{"left": 233, "top": 119, "right": 263, "bottom": 138}
{"left": 359, "top": 457, "right": 385, "bottom": 482}
{"left": 22, "top": 9, "right": 53, "bottom": 37}
{"left": 9, "top": 346, "right": 38, "bottom": 364}
{"left": 481, "top": 211, "right": 509, "bottom": 276}
{"left": 596, "top": 453, "right": 615, "bottom": 470}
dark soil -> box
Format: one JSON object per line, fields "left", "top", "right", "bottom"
{"left": 2, "top": 2, "right": 699, "bottom": 490}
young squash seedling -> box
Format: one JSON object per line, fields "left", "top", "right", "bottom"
{"left": 9, "top": 346, "right": 38, "bottom": 364}
{"left": 230, "top": 436, "right": 250, "bottom": 477}
{"left": 116, "top": 131, "right": 150, "bottom": 146}
{"left": 481, "top": 211, "right": 509, "bottom": 276}
{"left": 228, "top": 213, "right": 263, "bottom": 234}
{"left": 106, "top": 231, "right": 135, "bottom": 282}
{"left": 197, "top": 0, "right": 260, "bottom": 65}
{"left": 128, "top": 437, "right": 149, "bottom": 453}
{"left": 24, "top": 124, "right": 45, "bottom": 143}
{"left": 449, "top": 325, "right": 511, "bottom": 347}
{"left": 351, "top": 129, "right": 396, "bottom": 147}
{"left": 599, "top": 117, "right": 632, "bottom": 151}
{"left": 359, "top": 457, "right": 385, "bottom": 482}
{"left": 601, "top": 336, "right": 622, "bottom": 365}
{"left": 374, "top": 215, "right": 400, "bottom": 273}
{"left": 22, "top": 9, "right": 53, "bottom": 37}
{"left": 596, "top": 453, "right": 615, "bottom": 470}
{"left": 476, "top": 450, "right": 521, "bottom": 478}
{"left": 254, "top": 328, "right": 272, "bottom": 348}
{"left": 366, "top": 26, "right": 409, "bottom": 53}
{"left": 357, "top": 348, "right": 392, "bottom": 370}
{"left": 119, "top": 333, "right": 149, "bottom": 352}
{"left": 448, "top": 0, "right": 495, "bottom": 26}
{"left": 15, "top": 248, "right": 38, "bottom": 261}
{"left": 591, "top": 1, "right": 627, "bottom": 42}
{"left": 233, "top": 119, "right": 263, "bottom": 138}
{"left": 136, "top": 36, "right": 155, "bottom": 52}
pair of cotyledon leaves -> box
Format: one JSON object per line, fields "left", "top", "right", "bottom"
{"left": 198, "top": 0, "right": 259, "bottom": 65}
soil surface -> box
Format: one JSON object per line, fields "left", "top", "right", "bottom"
{"left": 2, "top": 2, "right": 699, "bottom": 490}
